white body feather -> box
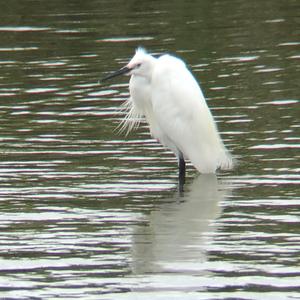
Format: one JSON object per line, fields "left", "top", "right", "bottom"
{"left": 124, "top": 49, "right": 233, "bottom": 173}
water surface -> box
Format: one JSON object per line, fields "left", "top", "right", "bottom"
{"left": 0, "top": 0, "right": 299, "bottom": 299}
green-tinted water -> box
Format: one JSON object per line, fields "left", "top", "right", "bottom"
{"left": 0, "top": 0, "right": 299, "bottom": 299}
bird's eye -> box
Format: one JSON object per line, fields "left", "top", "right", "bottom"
{"left": 136, "top": 63, "right": 142, "bottom": 68}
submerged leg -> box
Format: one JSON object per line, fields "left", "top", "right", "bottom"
{"left": 178, "top": 153, "right": 186, "bottom": 193}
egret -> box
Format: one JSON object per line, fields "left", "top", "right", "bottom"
{"left": 102, "top": 47, "right": 233, "bottom": 191}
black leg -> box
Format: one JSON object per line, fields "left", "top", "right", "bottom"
{"left": 178, "top": 153, "right": 186, "bottom": 193}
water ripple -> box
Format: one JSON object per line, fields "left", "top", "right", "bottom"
{"left": 0, "top": 1, "right": 299, "bottom": 299}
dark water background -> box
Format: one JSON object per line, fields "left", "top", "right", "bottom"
{"left": 0, "top": 0, "right": 299, "bottom": 299}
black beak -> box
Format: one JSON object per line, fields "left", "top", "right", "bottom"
{"left": 101, "top": 66, "right": 131, "bottom": 82}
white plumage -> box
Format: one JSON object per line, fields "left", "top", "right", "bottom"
{"left": 102, "top": 47, "right": 233, "bottom": 187}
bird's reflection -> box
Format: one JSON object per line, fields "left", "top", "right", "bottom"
{"left": 130, "top": 174, "right": 232, "bottom": 274}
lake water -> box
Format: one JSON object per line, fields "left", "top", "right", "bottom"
{"left": 0, "top": 0, "right": 299, "bottom": 299}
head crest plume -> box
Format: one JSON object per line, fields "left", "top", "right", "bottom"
{"left": 135, "top": 47, "right": 147, "bottom": 55}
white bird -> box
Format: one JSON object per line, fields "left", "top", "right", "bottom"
{"left": 102, "top": 47, "right": 233, "bottom": 191}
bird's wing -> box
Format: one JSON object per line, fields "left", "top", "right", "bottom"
{"left": 151, "top": 55, "right": 232, "bottom": 173}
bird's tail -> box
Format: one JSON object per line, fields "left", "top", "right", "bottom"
{"left": 218, "top": 148, "right": 235, "bottom": 171}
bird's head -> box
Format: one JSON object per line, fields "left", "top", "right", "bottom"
{"left": 101, "top": 47, "right": 156, "bottom": 82}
